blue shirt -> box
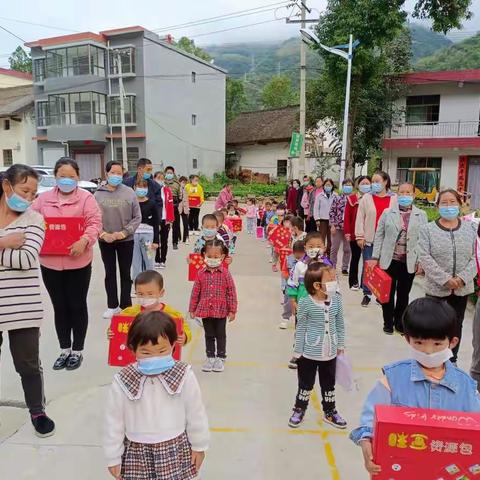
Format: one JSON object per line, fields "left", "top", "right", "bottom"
{"left": 350, "top": 359, "right": 480, "bottom": 445}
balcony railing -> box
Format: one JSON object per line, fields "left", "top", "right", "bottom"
{"left": 387, "top": 121, "right": 480, "bottom": 138}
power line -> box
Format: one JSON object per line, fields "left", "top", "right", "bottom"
{"left": 0, "top": 24, "right": 25, "bottom": 43}
{"left": 0, "top": 16, "right": 79, "bottom": 33}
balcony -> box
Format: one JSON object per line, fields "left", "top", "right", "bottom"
{"left": 387, "top": 121, "right": 480, "bottom": 138}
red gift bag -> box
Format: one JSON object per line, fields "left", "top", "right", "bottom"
{"left": 373, "top": 405, "right": 480, "bottom": 479}
{"left": 188, "top": 253, "right": 229, "bottom": 281}
{"left": 279, "top": 247, "right": 293, "bottom": 279}
{"left": 364, "top": 264, "right": 392, "bottom": 304}
{"left": 256, "top": 226, "right": 264, "bottom": 239}
{"left": 231, "top": 217, "right": 242, "bottom": 232}
{"left": 188, "top": 196, "right": 201, "bottom": 208}
{"left": 41, "top": 217, "right": 85, "bottom": 255}
{"left": 269, "top": 225, "right": 291, "bottom": 251}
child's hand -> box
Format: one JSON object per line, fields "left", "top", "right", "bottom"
{"left": 228, "top": 312, "right": 236, "bottom": 322}
{"left": 191, "top": 451, "right": 205, "bottom": 472}
{"left": 106, "top": 327, "right": 114, "bottom": 340}
{"left": 360, "top": 440, "right": 381, "bottom": 476}
{"left": 108, "top": 465, "right": 122, "bottom": 479}
{"left": 337, "top": 349, "right": 344, "bottom": 355}
{"left": 187, "top": 256, "right": 192, "bottom": 264}
{"left": 224, "top": 256, "right": 232, "bottom": 265}
{"left": 290, "top": 299, "right": 297, "bottom": 316}
{"left": 189, "top": 312, "right": 195, "bottom": 319}
{"left": 177, "top": 332, "right": 186, "bottom": 346}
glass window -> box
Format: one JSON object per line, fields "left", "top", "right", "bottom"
{"left": 45, "top": 45, "right": 106, "bottom": 77}
{"left": 3, "top": 149, "right": 13, "bottom": 166}
{"left": 90, "top": 45, "right": 105, "bottom": 76}
{"left": 396, "top": 157, "right": 442, "bottom": 192}
{"left": 109, "top": 47, "right": 135, "bottom": 74}
{"left": 192, "top": 158, "right": 198, "bottom": 169}
{"left": 192, "top": 114, "right": 197, "bottom": 126}
{"left": 4, "top": 119, "right": 10, "bottom": 130}
{"left": 109, "top": 96, "right": 136, "bottom": 124}
{"left": 46, "top": 49, "right": 66, "bottom": 78}
{"left": 37, "top": 101, "right": 49, "bottom": 127}
{"left": 277, "top": 159, "right": 288, "bottom": 178}
{"left": 397, "top": 157, "right": 411, "bottom": 169}
{"left": 116, "top": 147, "right": 139, "bottom": 172}
{"left": 47, "top": 92, "right": 106, "bottom": 125}
{"left": 191, "top": 72, "right": 196, "bottom": 83}
{"left": 406, "top": 95, "right": 440, "bottom": 124}
{"left": 34, "top": 58, "right": 45, "bottom": 82}
{"left": 411, "top": 158, "right": 427, "bottom": 168}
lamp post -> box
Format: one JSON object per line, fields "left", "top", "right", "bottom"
{"left": 301, "top": 29, "right": 359, "bottom": 184}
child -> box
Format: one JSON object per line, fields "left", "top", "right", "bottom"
{"left": 233, "top": 199, "right": 247, "bottom": 216}
{"left": 290, "top": 216, "right": 307, "bottom": 244}
{"left": 192, "top": 213, "right": 225, "bottom": 254}
{"left": 350, "top": 297, "right": 480, "bottom": 476}
{"left": 268, "top": 206, "right": 287, "bottom": 271}
{"left": 227, "top": 201, "right": 239, "bottom": 217}
{"left": 245, "top": 198, "right": 257, "bottom": 235}
{"left": 288, "top": 262, "right": 347, "bottom": 429}
{"left": 280, "top": 240, "right": 305, "bottom": 330}
{"left": 189, "top": 240, "right": 238, "bottom": 373}
{"left": 103, "top": 311, "right": 209, "bottom": 479}
{"left": 215, "top": 210, "right": 235, "bottom": 255}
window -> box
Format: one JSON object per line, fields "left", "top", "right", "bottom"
{"left": 109, "top": 47, "right": 135, "bottom": 75}
{"left": 3, "top": 149, "right": 13, "bottom": 167}
{"left": 37, "top": 101, "right": 49, "bottom": 127}
{"left": 406, "top": 95, "right": 440, "bottom": 124}
{"left": 34, "top": 58, "right": 45, "bottom": 82}
{"left": 192, "top": 158, "right": 198, "bottom": 169}
{"left": 45, "top": 45, "right": 106, "bottom": 78}
{"left": 397, "top": 157, "right": 441, "bottom": 193}
{"left": 277, "top": 159, "right": 288, "bottom": 178}
{"left": 191, "top": 71, "right": 196, "bottom": 83}
{"left": 4, "top": 119, "right": 10, "bottom": 130}
{"left": 116, "top": 147, "right": 139, "bottom": 172}
{"left": 191, "top": 114, "right": 197, "bottom": 126}
{"left": 109, "top": 95, "right": 136, "bottom": 124}
{"left": 47, "top": 92, "right": 107, "bottom": 125}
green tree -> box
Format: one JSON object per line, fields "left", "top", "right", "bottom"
{"left": 226, "top": 78, "right": 248, "bottom": 122}
{"left": 8, "top": 46, "right": 32, "bottom": 74}
{"left": 175, "top": 37, "right": 212, "bottom": 62}
{"left": 261, "top": 75, "right": 298, "bottom": 110}
{"left": 412, "top": 0, "right": 472, "bottom": 33}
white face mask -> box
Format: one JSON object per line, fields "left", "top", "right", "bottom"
{"left": 325, "top": 281, "right": 338, "bottom": 294}
{"left": 205, "top": 257, "right": 223, "bottom": 269}
{"left": 306, "top": 248, "right": 323, "bottom": 259}
{"left": 410, "top": 346, "right": 453, "bottom": 369}
{"left": 134, "top": 297, "right": 161, "bottom": 307}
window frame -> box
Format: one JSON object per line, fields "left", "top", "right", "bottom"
{"left": 108, "top": 95, "right": 137, "bottom": 125}
{"left": 4, "top": 119, "right": 10, "bottom": 131}
{"left": 45, "top": 44, "right": 106, "bottom": 78}
{"left": 109, "top": 47, "right": 135, "bottom": 75}
{"left": 396, "top": 157, "right": 442, "bottom": 192}
{"left": 116, "top": 146, "right": 139, "bottom": 172}
{"left": 36, "top": 101, "right": 49, "bottom": 127}
{"left": 33, "top": 58, "right": 46, "bottom": 82}
{"left": 192, "top": 158, "right": 198, "bottom": 169}
{"left": 406, "top": 95, "right": 440, "bottom": 124}
{"left": 191, "top": 71, "right": 196, "bottom": 83}
{"left": 3, "top": 149, "right": 13, "bottom": 167}
{"left": 277, "top": 159, "right": 288, "bottom": 178}
{"left": 47, "top": 91, "right": 107, "bottom": 126}
{"left": 191, "top": 114, "right": 197, "bottom": 126}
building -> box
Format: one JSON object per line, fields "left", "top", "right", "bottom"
{"left": 0, "top": 85, "right": 36, "bottom": 167}
{"left": 382, "top": 69, "right": 480, "bottom": 209}
{"left": 26, "top": 26, "right": 226, "bottom": 180}
{"left": 0, "top": 68, "right": 33, "bottom": 88}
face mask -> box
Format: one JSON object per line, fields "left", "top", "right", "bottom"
{"left": 371, "top": 182, "right": 383, "bottom": 194}
{"left": 134, "top": 297, "right": 161, "bottom": 307}
{"left": 137, "top": 355, "right": 175, "bottom": 375}
{"left": 156, "top": 180, "right": 164, "bottom": 186}
{"left": 398, "top": 195, "right": 414, "bottom": 207}
{"left": 342, "top": 185, "right": 353, "bottom": 195}
{"left": 306, "top": 247, "right": 323, "bottom": 259}
{"left": 325, "top": 281, "right": 338, "bottom": 294}
{"left": 56, "top": 177, "right": 77, "bottom": 193}
{"left": 165, "top": 173, "right": 174, "bottom": 180}
{"left": 303, "top": 181, "right": 309, "bottom": 187}
{"left": 6, "top": 189, "right": 31, "bottom": 213}
{"left": 143, "top": 172, "right": 152, "bottom": 180}
{"left": 136, "top": 188, "right": 148, "bottom": 198}
{"left": 410, "top": 346, "right": 453, "bottom": 369}
{"left": 324, "top": 186, "right": 332, "bottom": 193}
{"left": 359, "top": 184, "right": 371, "bottom": 194}
{"left": 107, "top": 174, "right": 123, "bottom": 187}
{"left": 205, "top": 257, "right": 223, "bottom": 269}
{"left": 202, "top": 228, "right": 217, "bottom": 238}
{"left": 439, "top": 206, "right": 459, "bottom": 220}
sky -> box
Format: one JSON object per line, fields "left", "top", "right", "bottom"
{"left": 1, "top": 0, "right": 480, "bottom": 67}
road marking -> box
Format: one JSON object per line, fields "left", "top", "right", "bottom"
{"left": 209, "top": 426, "right": 347, "bottom": 437}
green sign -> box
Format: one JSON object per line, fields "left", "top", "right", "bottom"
{"left": 289, "top": 132, "right": 303, "bottom": 157}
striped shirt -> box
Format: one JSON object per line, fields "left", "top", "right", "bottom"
{"left": 0, "top": 208, "right": 45, "bottom": 332}
{"left": 294, "top": 293, "right": 345, "bottom": 361}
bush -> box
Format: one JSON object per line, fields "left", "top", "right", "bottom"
{"left": 415, "top": 204, "right": 439, "bottom": 222}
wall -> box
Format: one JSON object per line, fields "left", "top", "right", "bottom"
{"left": 0, "top": 73, "right": 32, "bottom": 88}
{"left": 235, "top": 142, "right": 289, "bottom": 177}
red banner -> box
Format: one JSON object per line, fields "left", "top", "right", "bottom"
{"left": 364, "top": 264, "right": 392, "bottom": 304}
{"left": 188, "top": 253, "right": 229, "bottom": 281}
{"left": 188, "top": 196, "right": 201, "bottom": 208}
{"left": 231, "top": 217, "right": 242, "bottom": 232}
{"left": 268, "top": 225, "right": 291, "bottom": 251}
{"left": 457, "top": 155, "right": 468, "bottom": 193}
{"left": 41, "top": 217, "right": 85, "bottom": 255}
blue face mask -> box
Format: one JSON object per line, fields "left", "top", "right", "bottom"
{"left": 56, "top": 177, "right": 77, "bottom": 193}
{"left": 324, "top": 186, "right": 332, "bottom": 193}
{"left": 136, "top": 188, "right": 148, "bottom": 198}
{"left": 108, "top": 174, "right": 123, "bottom": 187}
{"left": 6, "top": 190, "right": 31, "bottom": 213}
{"left": 342, "top": 185, "right": 353, "bottom": 195}
{"left": 137, "top": 355, "right": 175, "bottom": 375}
{"left": 143, "top": 172, "right": 152, "bottom": 180}
{"left": 439, "top": 206, "right": 460, "bottom": 220}
{"left": 165, "top": 173, "right": 174, "bottom": 181}
{"left": 359, "top": 184, "right": 371, "bottom": 194}
{"left": 371, "top": 182, "right": 383, "bottom": 194}
{"left": 202, "top": 228, "right": 217, "bottom": 238}
{"left": 398, "top": 195, "right": 414, "bottom": 207}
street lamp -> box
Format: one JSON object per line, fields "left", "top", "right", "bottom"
{"left": 301, "top": 29, "right": 359, "bottom": 184}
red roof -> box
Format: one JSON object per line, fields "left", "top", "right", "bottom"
{"left": 0, "top": 68, "right": 32, "bottom": 80}
{"left": 402, "top": 69, "right": 480, "bottom": 85}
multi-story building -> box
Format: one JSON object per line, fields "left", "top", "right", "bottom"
{"left": 382, "top": 69, "right": 480, "bottom": 209}
{"left": 26, "top": 26, "right": 226, "bottom": 179}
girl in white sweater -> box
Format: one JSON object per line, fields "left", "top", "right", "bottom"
{"left": 104, "top": 311, "right": 209, "bottom": 480}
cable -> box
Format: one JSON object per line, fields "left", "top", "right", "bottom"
{"left": 0, "top": 24, "right": 25, "bottom": 43}
{"left": 0, "top": 16, "right": 79, "bottom": 33}
{"left": 189, "top": 18, "right": 289, "bottom": 39}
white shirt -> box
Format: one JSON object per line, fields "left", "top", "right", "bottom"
{"left": 103, "top": 368, "right": 210, "bottom": 467}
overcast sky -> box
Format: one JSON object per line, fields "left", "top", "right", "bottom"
{"left": 1, "top": 0, "right": 479, "bottom": 67}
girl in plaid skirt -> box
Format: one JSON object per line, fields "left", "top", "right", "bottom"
{"left": 104, "top": 311, "right": 209, "bottom": 480}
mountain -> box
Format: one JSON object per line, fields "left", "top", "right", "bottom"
{"left": 409, "top": 23, "right": 452, "bottom": 61}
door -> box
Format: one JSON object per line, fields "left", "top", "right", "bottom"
{"left": 467, "top": 157, "right": 480, "bottom": 210}
{"left": 75, "top": 153, "right": 102, "bottom": 181}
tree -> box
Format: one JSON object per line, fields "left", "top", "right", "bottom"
{"left": 226, "top": 78, "right": 248, "bottom": 122}
{"left": 412, "top": 0, "right": 472, "bottom": 33}
{"left": 261, "top": 75, "right": 298, "bottom": 110}
{"left": 9, "top": 46, "right": 32, "bottom": 74}
{"left": 175, "top": 37, "right": 212, "bottom": 62}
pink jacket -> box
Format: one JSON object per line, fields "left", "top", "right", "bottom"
{"left": 32, "top": 187, "right": 102, "bottom": 271}
{"left": 215, "top": 188, "right": 233, "bottom": 210}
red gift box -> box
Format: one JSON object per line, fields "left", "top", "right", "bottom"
{"left": 231, "top": 217, "right": 242, "bottom": 232}
{"left": 41, "top": 217, "right": 86, "bottom": 255}
{"left": 188, "top": 196, "right": 201, "bottom": 208}
{"left": 108, "top": 313, "right": 183, "bottom": 366}
{"left": 268, "top": 225, "right": 291, "bottom": 251}
{"left": 364, "top": 264, "right": 392, "bottom": 303}
{"left": 188, "top": 253, "right": 229, "bottom": 281}
{"left": 373, "top": 405, "right": 480, "bottom": 479}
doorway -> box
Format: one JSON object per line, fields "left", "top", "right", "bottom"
{"left": 74, "top": 152, "right": 102, "bottom": 181}
{"left": 467, "top": 156, "right": 480, "bottom": 210}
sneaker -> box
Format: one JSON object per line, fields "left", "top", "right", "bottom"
{"left": 383, "top": 327, "right": 394, "bottom": 336}
{"left": 323, "top": 410, "right": 347, "bottom": 430}
{"left": 154, "top": 262, "right": 162, "bottom": 269}
{"left": 341, "top": 269, "right": 349, "bottom": 276}
{"left": 375, "top": 299, "right": 382, "bottom": 307}
{"left": 159, "top": 262, "right": 166, "bottom": 269}
{"left": 268, "top": 258, "right": 273, "bottom": 263}
{"left": 212, "top": 357, "right": 225, "bottom": 373}
{"left": 53, "top": 352, "right": 70, "bottom": 370}
{"left": 288, "top": 357, "right": 298, "bottom": 369}
{"left": 279, "top": 320, "right": 288, "bottom": 330}
{"left": 350, "top": 284, "right": 360, "bottom": 291}
{"left": 202, "top": 358, "right": 215, "bottom": 372}
{"left": 288, "top": 407, "right": 305, "bottom": 428}
{"left": 65, "top": 352, "right": 83, "bottom": 371}
{"left": 361, "top": 295, "right": 371, "bottom": 307}
{"left": 31, "top": 414, "right": 55, "bottom": 438}
{"left": 103, "top": 307, "right": 121, "bottom": 319}
{"left": 173, "top": 244, "right": 179, "bottom": 250}
{"left": 185, "top": 239, "right": 190, "bottom": 245}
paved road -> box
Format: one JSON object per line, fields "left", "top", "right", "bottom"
{"left": 0, "top": 208, "right": 475, "bottom": 479}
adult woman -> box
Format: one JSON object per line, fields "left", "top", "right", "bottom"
{"left": 153, "top": 171, "right": 174, "bottom": 269}
{"left": 95, "top": 161, "right": 141, "bottom": 319}
{"left": 186, "top": 174, "right": 204, "bottom": 236}
{"left": 471, "top": 224, "right": 480, "bottom": 391}
{"left": 355, "top": 171, "right": 397, "bottom": 307}
{"left": 329, "top": 179, "right": 354, "bottom": 274}
{"left": 33, "top": 158, "right": 102, "bottom": 371}
{"left": 286, "top": 179, "right": 300, "bottom": 215}
{"left": 164, "top": 166, "right": 181, "bottom": 250}
{"left": 300, "top": 177, "right": 315, "bottom": 230}
{"left": 0, "top": 164, "right": 55, "bottom": 437}
{"left": 313, "top": 178, "right": 336, "bottom": 257}
{"left": 344, "top": 176, "right": 371, "bottom": 290}
{"left": 178, "top": 176, "right": 190, "bottom": 244}
{"left": 418, "top": 189, "right": 477, "bottom": 364}
{"left": 215, "top": 183, "right": 233, "bottom": 211}
{"left": 370, "top": 183, "right": 428, "bottom": 334}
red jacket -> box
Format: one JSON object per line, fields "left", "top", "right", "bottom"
{"left": 161, "top": 186, "right": 175, "bottom": 223}
{"left": 286, "top": 187, "right": 299, "bottom": 213}
{"left": 343, "top": 193, "right": 359, "bottom": 240}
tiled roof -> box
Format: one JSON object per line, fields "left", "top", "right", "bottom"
{"left": 403, "top": 69, "right": 480, "bottom": 84}
{"left": 0, "top": 85, "right": 33, "bottom": 116}
{"left": 0, "top": 68, "right": 32, "bottom": 80}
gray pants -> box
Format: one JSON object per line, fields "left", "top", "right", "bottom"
{"left": 472, "top": 301, "right": 480, "bottom": 392}
{"left": 330, "top": 229, "right": 351, "bottom": 270}
{"left": 282, "top": 291, "right": 293, "bottom": 320}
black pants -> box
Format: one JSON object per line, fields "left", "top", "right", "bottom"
{"left": 295, "top": 356, "right": 337, "bottom": 413}
{"left": 349, "top": 241, "right": 362, "bottom": 288}
{"left": 202, "top": 317, "right": 227, "bottom": 358}
{"left": 172, "top": 206, "right": 181, "bottom": 246}
{"left": 317, "top": 219, "right": 331, "bottom": 257}
{"left": 189, "top": 208, "right": 201, "bottom": 232}
{"left": 305, "top": 216, "right": 317, "bottom": 233}
{"left": 99, "top": 241, "right": 134, "bottom": 311}
{"left": 156, "top": 221, "right": 171, "bottom": 264}
{"left": 181, "top": 212, "right": 189, "bottom": 242}
{"left": 429, "top": 293, "right": 468, "bottom": 363}
{"left": 0, "top": 327, "right": 44, "bottom": 415}
{"left": 41, "top": 263, "right": 92, "bottom": 351}
{"left": 382, "top": 260, "right": 415, "bottom": 332}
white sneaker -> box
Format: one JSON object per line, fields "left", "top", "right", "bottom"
{"left": 103, "top": 307, "right": 121, "bottom": 319}
{"left": 159, "top": 262, "right": 166, "bottom": 269}
{"left": 185, "top": 239, "right": 190, "bottom": 245}
{"left": 154, "top": 263, "right": 162, "bottom": 269}
{"left": 202, "top": 358, "right": 216, "bottom": 372}
{"left": 212, "top": 357, "right": 225, "bottom": 372}
{"left": 279, "top": 320, "right": 288, "bottom": 330}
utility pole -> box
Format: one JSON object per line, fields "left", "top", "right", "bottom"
{"left": 114, "top": 53, "right": 128, "bottom": 172}
{"left": 299, "top": 0, "right": 307, "bottom": 178}
{"left": 339, "top": 34, "right": 353, "bottom": 185}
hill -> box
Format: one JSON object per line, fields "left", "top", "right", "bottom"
{"left": 409, "top": 23, "right": 452, "bottom": 61}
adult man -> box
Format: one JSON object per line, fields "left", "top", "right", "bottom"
{"left": 164, "top": 165, "right": 181, "bottom": 249}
